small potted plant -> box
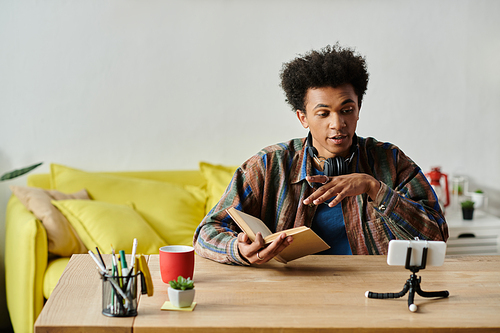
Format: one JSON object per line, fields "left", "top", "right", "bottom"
{"left": 461, "top": 200, "right": 475, "bottom": 220}
{"left": 471, "top": 189, "right": 485, "bottom": 209}
{"left": 168, "top": 276, "right": 195, "bottom": 308}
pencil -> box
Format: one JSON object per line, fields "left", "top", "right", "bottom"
{"left": 96, "top": 247, "right": 106, "bottom": 269}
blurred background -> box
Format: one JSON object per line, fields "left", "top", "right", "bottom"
{"left": 1, "top": 0, "right": 499, "bottom": 331}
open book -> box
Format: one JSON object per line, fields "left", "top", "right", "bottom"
{"left": 227, "top": 207, "right": 330, "bottom": 264}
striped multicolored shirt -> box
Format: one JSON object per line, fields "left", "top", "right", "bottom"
{"left": 193, "top": 136, "right": 448, "bottom": 265}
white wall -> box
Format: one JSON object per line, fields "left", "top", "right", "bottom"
{"left": 1, "top": 0, "right": 499, "bottom": 330}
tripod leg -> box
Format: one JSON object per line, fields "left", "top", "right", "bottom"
{"left": 365, "top": 279, "right": 410, "bottom": 299}
{"left": 417, "top": 289, "right": 450, "bottom": 298}
{"left": 415, "top": 277, "right": 450, "bottom": 298}
{"left": 416, "top": 286, "right": 450, "bottom": 298}
{"left": 407, "top": 277, "right": 417, "bottom": 312}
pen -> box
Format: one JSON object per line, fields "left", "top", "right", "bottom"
{"left": 120, "top": 250, "right": 129, "bottom": 277}
{"left": 111, "top": 245, "right": 122, "bottom": 289}
{"left": 130, "top": 238, "right": 138, "bottom": 269}
{"left": 110, "top": 245, "right": 118, "bottom": 276}
{"left": 126, "top": 239, "right": 139, "bottom": 295}
{"left": 111, "top": 261, "right": 117, "bottom": 313}
{"left": 88, "top": 250, "right": 106, "bottom": 273}
{"left": 117, "top": 255, "right": 123, "bottom": 277}
{"left": 117, "top": 260, "right": 123, "bottom": 287}
{"left": 96, "top": 247, "right": 106, "bottom": 270}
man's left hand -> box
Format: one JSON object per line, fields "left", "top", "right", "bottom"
{"left": 303, "top": 173, "right": 381, "bottom": 207}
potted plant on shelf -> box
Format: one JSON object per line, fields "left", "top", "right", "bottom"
{"left": 168, "top": 276, "right": 195, "bottom": 308}
{"left": 471, "top": 189, "right": 485, "bottom": 209}
{"left": 461, "top": 200, "right": 475, "bottom": 220}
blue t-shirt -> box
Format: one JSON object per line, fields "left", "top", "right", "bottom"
{"left": 310, "top": 169, "right": 352, "bottom": 255}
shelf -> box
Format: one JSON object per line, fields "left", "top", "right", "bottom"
{"left": 445, "top": 210, "right": 500, "bottom": 255}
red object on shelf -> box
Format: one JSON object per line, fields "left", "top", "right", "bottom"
{"left": 425, "top": 167, "right": 450, "bottom": 208}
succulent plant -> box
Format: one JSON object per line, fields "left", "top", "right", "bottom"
{"left": 169, "top": 276, "right": 194, "bottom": 290}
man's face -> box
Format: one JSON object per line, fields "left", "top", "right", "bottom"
{"left": 297, "top": 84, "right": 360, "bottom": 160}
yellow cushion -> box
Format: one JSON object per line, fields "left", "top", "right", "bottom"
{"left": 101, "top": 170, "right": 207, "bottom": 187}
{"left": 43, "top": 257, "right": 71, "bottom": 299}
{"left": 199, "top": 162, "right": 238, "bottom": 214}
{"left": 52, "top": 200, "right": 166, "bottom": 255}
{"left": 10, "top": 186, "right": 89, "bottom": 256}
{"left": 50, "top": 164, "right": 206, "bottom": 246}
{"left": 27, "top": 173, "right": 51, "bottom": 189}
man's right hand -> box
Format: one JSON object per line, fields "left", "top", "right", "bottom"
{"left": 237, "top": 232, "right": 293, "bottom": 264}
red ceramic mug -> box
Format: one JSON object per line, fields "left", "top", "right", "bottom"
{"left": 159, "top": 245, "right": 195, "bottom": 284}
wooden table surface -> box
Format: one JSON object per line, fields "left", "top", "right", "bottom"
{"left": 35, "top": 254, "right": 500, "bottom": 333}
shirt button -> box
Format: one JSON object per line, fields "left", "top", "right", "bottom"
{"left": 379, "top": 204, "right": 386, "bottom": 212}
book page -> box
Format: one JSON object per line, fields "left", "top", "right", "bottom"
{"left": 263, "top": 226, "right": 309, "bottom": 243}
{"left": 227, "top": 208, "right": 273, "bottom": 241}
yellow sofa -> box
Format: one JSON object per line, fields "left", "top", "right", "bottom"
{"left": 5, "top": 162, "right": 237, "bottom": 333}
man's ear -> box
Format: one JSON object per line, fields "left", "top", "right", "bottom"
{"left": 296, "top": 110, "right": 309, "bottom": 129}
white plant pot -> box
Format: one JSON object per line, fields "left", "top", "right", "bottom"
{"left": 168, "top": 287, "right": 195, "bottom": 308}
{"left": 471, "top": 193, "right": 484, "bottom": 209}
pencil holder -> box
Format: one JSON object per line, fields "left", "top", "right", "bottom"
{"left": 101, "top": 271, "right": 140, "bottom": 317}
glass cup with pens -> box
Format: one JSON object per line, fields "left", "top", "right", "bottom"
{"left": 89, "top": 238, "right": 145, "bottom": 317}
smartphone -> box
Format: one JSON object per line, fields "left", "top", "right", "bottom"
{"left": 386, "top": 240, "right": 446, "bottom": 267}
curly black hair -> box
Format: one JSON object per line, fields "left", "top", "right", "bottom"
{"left": 279, "top": 43, "right": 369, "bottom": 111}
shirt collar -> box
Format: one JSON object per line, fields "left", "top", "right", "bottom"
{"left": 291, "top": 135, "right": 360, "bottom": 186}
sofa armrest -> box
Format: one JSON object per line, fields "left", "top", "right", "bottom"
{"left": 5, "top": 195, "right": 48, "bottom": 333}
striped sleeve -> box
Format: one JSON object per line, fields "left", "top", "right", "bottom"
{"left": 193, "top": 156, "right": 265, "bottom": 265}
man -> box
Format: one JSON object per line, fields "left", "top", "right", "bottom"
{"left": 193, "top": 44, "right": 448, "bottom": 265}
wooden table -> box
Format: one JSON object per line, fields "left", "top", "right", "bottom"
{"left": 35, "top": 254, "right": 500, "bottom": 332}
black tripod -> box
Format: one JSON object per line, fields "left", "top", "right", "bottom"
{"left": 365, "top": 245, "right": 449, "bottom": 312}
